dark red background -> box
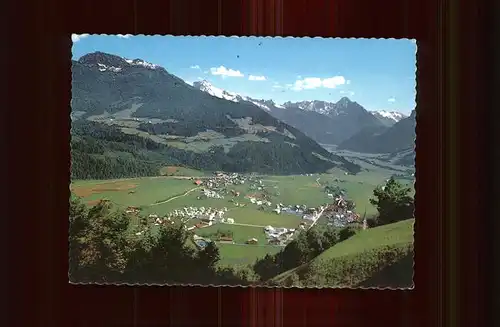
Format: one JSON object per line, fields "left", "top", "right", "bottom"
{"left": 5, "top": 0, "right": 488, "bottom": 326}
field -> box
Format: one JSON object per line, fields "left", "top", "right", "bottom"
{"left": 71, "top": 157, "right": 414, "bottom": 269}
{"left": 71, "top": 177, "right": 197, "bottom": 207}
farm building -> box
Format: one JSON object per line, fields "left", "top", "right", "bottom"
{"left": 219, "top": 236, "right": 234, "bottom": 243}
{"left": 125, "top": 206, "right": 141, "bottom": 214}
{"left": 264, "top": 225, "right": 275, "bottom": 232}
{"left": 194, "top": 239, "right": 209, "bottom": 249}
{"left": 246, "top": 238, "right": 258, "bottom": 245}
{"left": 194, "top": 180, "right": 203, "bottom": 185}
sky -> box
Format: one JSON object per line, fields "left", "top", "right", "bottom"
{"left": 72, "top": 34, "right": 417, "bottom": 114}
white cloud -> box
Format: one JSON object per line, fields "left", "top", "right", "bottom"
{"left": 272, "top": 84, "right": 283, "bottom": 89}
{"left": 388, "top": 97, "right": 396, "bottom": 103}
{"left": 71, "top": 34, "right": 89, "bottom": 42}
{"left": 210, "top": 66, "right": 244, "bottom": 78}
{"left": 293, "top": 78, "right": 321, "bottom": 90}
{"left": 248, "top": 75, "right": 267, "bottom": 81}
{"left": 346, "top": 80, "right": 351, "bottom": 85}
{"left": 190, "top": 65, "right": 201, "bottom": 69}
{"left": 292, "top": 76, "right": 346, "bottom": 91}
{"left": 117, "top": 34, "right": 132, "bottom": 38}
{"left": 322, "top": 76, "right": 347, "bottom": 88}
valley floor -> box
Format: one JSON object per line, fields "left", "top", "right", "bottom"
{"left": 71, "top": 166, "right": 414, "bottom": 269}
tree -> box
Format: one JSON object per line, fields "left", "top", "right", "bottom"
{"left": 124, "top": 222, "right": 200, "bottom": 284}
{"left": 68, "top": 196, "right": 253, "bottom": 285}
{"left": 322, "top": 227, "right": 340, "bottom": 249}
{"left": 284, "top": 273, "right": 302, "bottom": 287}
{"left": 324, "top": 185, "right": 344, "bottom": 197}
{"left": 253, "top": 254, "right": 280, "bottom": 281}
{"left": 369, "top": 177, "right": 414, "bottom": 226}
{"left": 68, "top": 197, "right": 91, "bottom": 279}
{"left": 197, "top": 241, "right": 220, "bottom": 269}
{"left": 305, "top": 228, "right": 326, "bottom": 258}
{"left": 280, "top": 236, "right": 310, "bottom": 270}
{"left": 69, "top": 199, "right": 131, "bottom": 282}
{"left": 338, "top": 226, "right": 358, "bottom": 242}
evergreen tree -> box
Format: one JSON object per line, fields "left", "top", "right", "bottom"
{"left": 369, "top": 177, "right": 414, "bottom": 225}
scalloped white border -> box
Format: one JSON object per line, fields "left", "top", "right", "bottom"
{"left": 69, "top": 34, "right": 417, "bottom": 290}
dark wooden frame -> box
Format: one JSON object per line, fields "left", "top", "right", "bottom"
{"left": 5, "top": 0, "right": 488, "bottom": 325}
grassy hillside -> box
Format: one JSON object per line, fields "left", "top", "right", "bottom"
{"left": 356, "top": 252, "right": 414, "bottom": 288}
{"left": 270, "top": 218, "right": 414, "bottom": 288}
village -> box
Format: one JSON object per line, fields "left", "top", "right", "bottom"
{"left": 125, "top": 171, "right": 365, "bottom": 250}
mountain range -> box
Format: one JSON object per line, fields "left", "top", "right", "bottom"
{"left": 71, "top": 52, "right": 362, "bottom": 177}
{"left": 337, "top": 109, "right": 416, "bottom": 154}
{"left": 191, "top": 80, "right": 409, "bottom": 145}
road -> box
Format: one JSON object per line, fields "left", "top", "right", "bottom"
{"left": 220, "top": 222, "right": 266, "bottom": 228}
{"left": 307, "top": 207, "right": 326, "bottom": 230}
{"left": 220, "top": 208, "right": 325, "bottom": 232}
{"left": 149, "top": 187, "right": 201, "bottom": 206}
{"left": 216, "top": 242, "right": 285, "bottom": 247}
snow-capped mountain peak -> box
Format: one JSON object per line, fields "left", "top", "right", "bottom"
{"left": 78, "top": 52, "right": 164, "bottom": 72}
{"left": 282, "top": 98, "right": 359, "bottom": 116}
{"left": 96, "top": 63, "right": 122, "bottom": 72}
{"left": 124, "top": 58, "right": 161, "bottom": 70}
{"left": 192, "top": 80, "right": 242, "bottom": 102}
{"left": 247, "top": 99, "right": 271, "bottom": 111}
{"left": 192, "top": 80, "right": 274, "bottom": 112}
{"left": 370, "top": 110, "right": 407, "bottom": 122}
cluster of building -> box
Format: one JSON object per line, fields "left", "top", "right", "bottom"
{"left": 264, "top": 226, "right": 296, "bottom": 245}
{"left": 247, "top": 196, "right": 272, "bottom": 207}
{"left": 125, "top": 206, "right": 141, "bottom": 214}
{"left": 301, "top": 206, "right": 326, "bottom": 221}
{"left": 273, "top": 203, "right": 306, "bottom": 215}
{"left": 322, "top": 196, "right": 363, "bottom": 228}
{"left": 193, "top": 172, "right": 255, "bottom": 201}
{"left": 271, "top": 203, "right": 325, "bottom": 221}
{"left": 166, "top": 206, "right": 229, "bottom": 222}
{"left": 130, "top": 172, "right": 368, "bottom": 248}
{"left": 247, "top": 179, "right": 266, "bottom": 192}
{"left": 198, "top": 189, "right": 224, "bottom": 199}
{"left": 195, "top": 172, "right": 247, "bottom": 189}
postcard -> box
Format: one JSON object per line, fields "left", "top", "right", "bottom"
{"left": 70, "top": 35, "right": 416, "bottom": 288}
